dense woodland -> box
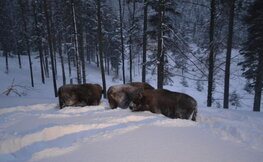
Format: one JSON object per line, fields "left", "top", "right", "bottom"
{"left": 0, "top": 0, "right": 262, "bottom": 111}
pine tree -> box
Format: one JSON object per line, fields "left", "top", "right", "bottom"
{"left": 223, "top": 0, "right": 236, "bottom": 109}
{"left": 118, "top": 0, "right": 126, "bottom": 84}
{"left": 148, "top": 0, "right": 178, "bottom": 89}
{"left": 239, "top": 0, "right": 263, "bottom": 111}
{"left": 142, "top": 0, "right": 148, "bottom": 82}
{"left": 207, "top": 0, "right": 216, "bottom": 107}
{"left": 32, "top": 0, "right": 45, "bottom": 84}
{"left": 0, "top": 0, "right": 14, "bottom": 73}
{"left": 127, "top": 0, "right": 136, "bottom": 83}
{"left": 71, "top": 0, "right": 81, "bottom": 84}
{"left": 156, "top": 0, "right": 164, "bottom": 89}
{"left": 101, "top": 5, "right": 121, "bottom": 77}
{"left": 58, "top": 32, "right": 66, "bottom": 85}
{"left": 19, "top": 0, "right": 34, "bottom": 87}
{"left": 97, "top": 0, "right": 107, "bottom": 98}
{"left": 43, "top": 0, "right": 57, "bottom": 97}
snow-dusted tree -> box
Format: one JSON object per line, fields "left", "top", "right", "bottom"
{"left": 207, "top": 0, "right": 216, "bottom": 107}
{"left": 223, "top": 0, "right": 236, "bottom": 109}
{"left": 85, "top": 1, "right": 97, "bottom": 64}
{"left": 51, "top": 0, "right": 72, "bottom": 85}
{"left": 19, "top": 0, "right": 34, "bottom": 87}
{"left": 71, "top": 0, "right": 81, "bottom": 84}
{"left": 43, "top": 0, "right": 57, "bottom": 97}
{"left": 239, "top": 0, "right": 263, "bottom": 112}
{"left": 118, "top": 0, "right": 126, "bottom": 84}
{"left": 148, "top": 0, "right": 179, "bottom": 89}
{"left": 54, "top": 0, "right": 76, "bottom": 84}
{"left": 0, "top": 0, "right": 13, "bottom": 73}
{"left": 127, "top": 0, "right": 135, "bottom": 82}
{"left": 125, "top": 0, "right": 142, "bottom": 82}
{"left": 97, "top": 0, "right": 107, "bottom": 98}
{"left": 101, "top": 6, "right": 121, "bottom": 77}
{"left": 156, "top": 0, "right": 164, "bottom": 89}
{"left": 142, "top": 0, "right": 148, "bottom": 82}
{"left": 32, "top": 0, "right": 45, "bottom": 84}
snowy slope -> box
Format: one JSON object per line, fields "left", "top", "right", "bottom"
{"left": 0, "top": 55, "right": 263, "bottom": 162}
{"left": 0, "top": 102, "right": 263, "bottom": 162}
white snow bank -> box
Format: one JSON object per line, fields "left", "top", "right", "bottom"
{"left": 199, "top": 108, "right": 263, "bottom": 152}
{"left": 0, "top": 108, "right": 153, "bottom": 154}
{"left": 0, "top": 104, "right": 57, "bottom": 115}
{"left": 0, "top": 102, "right": 262, "bottom": 162}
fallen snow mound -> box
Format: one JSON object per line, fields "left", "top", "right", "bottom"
{"left": 0, "top": 101, "right": 263, "bottom": 162}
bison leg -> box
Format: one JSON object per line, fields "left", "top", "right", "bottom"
{"left": 92, "top": 100, "right": 100, "bottom": 105}
{"left": 58, "top": 97, "right": 64, "bottom": 109}
{"left": 118, "top": 95, "right": 130, "bottom": 108}
{"left": 190, "top": 109, "right": 197, "bottom": 121}
{"left": 58, "top": 97, "right": 62, "bottom": 109}
{"left": 108, "top": 99, "right": 118, "bottom": 109}
{"left": 182, "top": 107, "right": 197, "bottom": 121}
{"left": 129, "top": 102, "right": 137, "bottom": 111}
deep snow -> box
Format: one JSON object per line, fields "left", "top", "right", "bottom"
{"left": 0, "top": 54, "right": 263, "bottom": 162}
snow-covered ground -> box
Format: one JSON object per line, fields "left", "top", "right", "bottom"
{"left": 0, "top": 54, "right": 263, "bottom": 162}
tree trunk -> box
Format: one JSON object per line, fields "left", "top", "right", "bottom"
{"left": 223, "top": 0, "right": 235, "bottom": 109}
{"left": 128, "top": 0, "right": 136, "bottom": 83}
{"left": 207, "top": 0, "right": 216, "bottom": 107}
{"left": 43, "top": 0, "right": 57, "bottom": 97}
{"left": 79, "top": 30, "right": 86, "bottom": 84}
{"left": 85, "top": 31, "right": 90, "bottom": 63}
{"left": 49, "top": 3, "right": 57, "bottom": 78}
{"left": 97, "top": 0, "right": 107, "bottom": 98}
{"left": 17, "top": 45, "right": 22, "bottom": 69}
{"left": 86, "top": 43, "right": 91, "bottom": 63}
{"left": 71, "top": 0, "right": 81, "bottom": 84}
{"left": 157, "top": 0, "right": 164, "bottom": 89}
{"left": 38, "top": 41, "right": 45, "bottom": 84}
{"left": 19, "top": 0, "right": 34, "bottom": 87}
{"left": 142, "top": 0, "right": 148, "bottom": 82}
{"left": 4, "top": 50, "right": 8, "bottom": 73}
{"left": 253, "top": 54, "right": 263, "bottom": 111}
{"left": 107, "top": 56, "right": 110, "bottom": 75}
{"left": 96, "top": 45, "right": 99, "bottom": 67}
{"left": 129, "top": 41, "right": 132, "bottom": 83}
{"left": 33, "top": 0, "right": 45, "bottom": 84}
{"left": 67, "top": 46, "right": 73, "bottom": 84}
{"left": 119, "top": 0, "right": 125, "bottom": 84}
{"left": 58, "top": 32, "right": 66, "bottom": 85}
{"left": 44, "top": 47, "right": 49, "bottom": 78}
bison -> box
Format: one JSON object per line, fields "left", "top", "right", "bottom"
{"left": 58, "top": 83, "right": 103, "bottom": 109}
{"left": 129, "top": 89, "right": 197, "bottom": 121}
{"left": 107, "top": 82, "right": 154, "bottom": 109}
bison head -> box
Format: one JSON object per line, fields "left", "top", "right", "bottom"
{"left": 129, "top": 91, "right": 144, "bottom": 111}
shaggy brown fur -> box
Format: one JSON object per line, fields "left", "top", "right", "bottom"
{"left": 107, "top": 82, "right": 154, "bottom": 109}
{"left": 58, "top": 84, "right": 102, "bottom": 109}
{"left": 129, "top": 89, "right": 197, "bottom": 121}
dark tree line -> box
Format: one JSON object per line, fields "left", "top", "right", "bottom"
{"left": 0, "top": 0, "right": 120, "bottom": 98}
{"left": 0, "top": 0, "right": 262, "bottom": 111}
{"left": 239, "top": 0, "right": 263, "bottom": 111}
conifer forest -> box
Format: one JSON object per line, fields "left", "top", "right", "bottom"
{"left": 1, "top": 0, "right": 262, "bottom": 111}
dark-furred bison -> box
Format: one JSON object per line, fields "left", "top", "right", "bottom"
{"left": 107, "top": 82, "right": 154, "bottom": 109}
{"left": 58, "top": 84, "right": 103, "bottom": 109}
{"left": 129, "top": 89, "right": 197, "bottom": 121}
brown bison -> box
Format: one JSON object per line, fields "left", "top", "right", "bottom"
{"left": 58, "top": 84, "right": 103, "bottom": 109}
{"left": 107, "top": 82, "right": 154, "bottom": 109}
{"left": 129, "top": 89, "right": 197, "bottom": 121}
